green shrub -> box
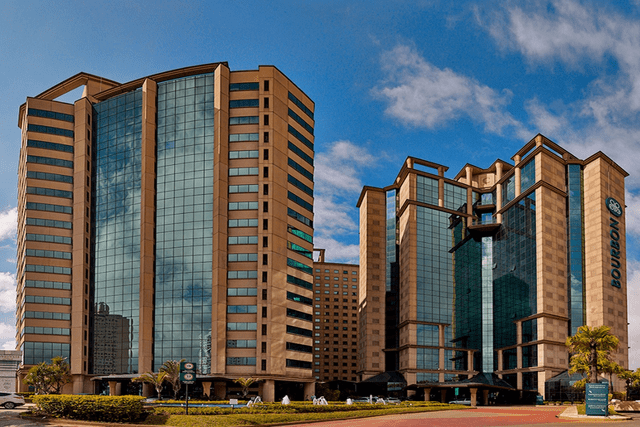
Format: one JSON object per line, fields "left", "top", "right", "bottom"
{"left": 150, "top": 400, "right": 448, "bottom": 416}
{"left": 33, "top": 395, "right": 147, "bottom": 423}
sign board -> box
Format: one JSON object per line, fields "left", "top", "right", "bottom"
{"left": 585, "top": 383, "right": 608, "bottom": 416}
{"left": 230, "top": 399, "right": 238, "bottom": 405}
{"left": 179, "top": 361, "right": 197, "bottom": 384}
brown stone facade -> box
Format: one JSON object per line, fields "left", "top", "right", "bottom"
{"left": 358, "top": 134, "right": 629, "bottom": 399}
{"left": 15, "top": 64, "right": 316, "bottom": 400}
{"left": 312, "top": 250, "right": 359, "bottom": 382}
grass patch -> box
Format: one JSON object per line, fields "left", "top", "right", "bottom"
{"left": 576, "top": 404, "right": 619, "bottom": 416}
{"left": 141, "top": 403, "right": 468, "bottom": 426}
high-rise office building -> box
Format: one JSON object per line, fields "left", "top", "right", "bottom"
{"left": 16, "top": 63, "right": 316, "bottom": 401}
{"left": 358, "top": 134, "right": 628, "bottom": 399}
{"left": 312, "top": 249, "right": 359, "bottom": 383}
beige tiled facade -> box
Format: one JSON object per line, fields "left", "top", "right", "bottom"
{"left": 312, "top": 250, "right": 359, "bottom": 382}
{"left": 15, "top": 64, "right": 316, "bottom": 401}
{"left": 358, "top": 134, "right": 629, "bottom": 398}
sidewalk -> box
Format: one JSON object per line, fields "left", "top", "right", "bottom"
{"left": 557, "top": 405, "right": 631, "bottom": 421}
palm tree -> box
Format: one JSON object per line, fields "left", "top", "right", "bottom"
{"left": 160, "top": 359, "right": 185, "bottom": 400}
{"left": 133, "top": 371, "right": 169, "bottom": 399}
{"left": 234, "top": 377, "right": 260, "bottom": 398}
{"left": 566, "top": 325, "right": 619, "bottom": 384}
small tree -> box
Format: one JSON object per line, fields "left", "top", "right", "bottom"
{"left": 618, "top": 368, "right": 640, "bottom": 399}
{"left": 566, "top": 325, "right": 619, "bottom": 384}
{"left": 234, "top": 377, "right": 260, "bottom": 398}
{"left": 160, "top": 359, "right": 185, "bottom": 400}
{"left": 23, "top": 356, "right": 71, "bottom": 394}
{"left": 133, "top": 371, "right": 169, "bottom": 399}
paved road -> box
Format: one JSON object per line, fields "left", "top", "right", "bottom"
{"left": 2, "top": 405, "right": 640, "bottom": 427}
{"left": 287, "top": 406, "right": 640, "bottom": 427}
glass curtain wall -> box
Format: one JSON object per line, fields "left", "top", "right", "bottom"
{"left": 91, "top": 90, "right": 143, "bottom": 374}
{"left": 493, "top": 192, "right": 537, "bottom": 374}
{"left": 566, "top": 164, "right": 585, "bottom": 336}
{"left": 154, "top": 74, "right": 215, "bottom": 372}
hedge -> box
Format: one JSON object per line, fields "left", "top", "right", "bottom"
{"left": 151, "top": 401, "right": 449, "bottom": 416}
{"left": 33, "top": 395, "right": 147, "bottom": 423}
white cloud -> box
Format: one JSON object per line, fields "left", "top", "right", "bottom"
{"left": 0, "top": 272, "right": 17, "bottom": 313}
{"left": 373, "top": 44, "right": 526, "bottom": 136}
{"left": 1, "top": 339, "right": 16, "bottom": 351}
{"left": 482, "top": 1, "right": 640, "bottom": 189}
{"left": 627, "top": 259, "right": 640, "bottom": 369}
{"left": 313, "top": 140, "right": 376, "bottom": 264}
{"left": 0, "top": 207, "right": 17, "bottom": 243}
{"left": 313, "top": 236, "right": 359, "bottom": 265}
{"left": 0, "top": 322, "right": 15, "bottom": 340}
{"left": 626, "top": 191, "right": 640, "bottom": 237}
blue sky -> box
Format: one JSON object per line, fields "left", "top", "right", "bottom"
{"left": 1, "top": 0, "right": 639, "bottom": 369}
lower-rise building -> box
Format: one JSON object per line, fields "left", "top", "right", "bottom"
{"left": 312, "top": 249, "right": 359, "bottom": 383}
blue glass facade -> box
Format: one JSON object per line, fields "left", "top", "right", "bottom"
{"left": 91, "top": 89, "right": 142, "bottom": 374}
{"left": 155, "top": 74, "right": 215, "bottom": 373}
{"left": 566, "top": 164, "right": 585, "bottom": 336}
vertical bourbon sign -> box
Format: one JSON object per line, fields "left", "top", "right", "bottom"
{"left": 606, "top": 197, "right": 623, "bottom": 288}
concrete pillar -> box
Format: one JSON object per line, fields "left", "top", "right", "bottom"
{"left": 535, "top": 135, "right": 544, "bottom": 147}
{"left": 466, "top": 166, "right": 474, "bottom": 215}
{"left": 439, "top": 324, "right": 445, "bottom": 381}
{"left": 263, "top": 379, "right": 275, "bottom": 402}
{"left": 440, "top": 389, "right": 447, "bottom": 403}
{"left": 303, "top": 382, "right": 315, "bottom": 401}
{"left": 73, "top": 375, "right": 84, "bottom": 394}
{"left": 142, "top": 383, "right": 153, "bottom": 398}
{"left": 495, "top": 162, "right": 503, "bottom": 222}
{"left": 438, "top": 177, "right": 444, "bottom": 207}
{"left": 470, "top": 387, "right": 478, "bottom": 406}
{"left": 108, "top": 381, "right": 117, "bottom": 396}
{"left": 407, "top": 389, "right": 416, "bottom": 399}
{"left": 423, "top": 388, "right": 431, "bottom": 401}
{"left": 214, "top": 382, "right": 226, "bottom": 400}
{"left": 482, "top": 389, "right": 489, "bottom": 406}
{"left": 202, "top": 381, "right": 212, "bottom": 398}
{"left": 497, "top": 350, "right": 503, "bottom": 374}
{"left": 467, "top": 351, "right": 474, "bottom": 375}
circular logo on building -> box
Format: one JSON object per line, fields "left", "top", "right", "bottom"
{"left": 183, "top": 373, "right": 194, "bottom": 381}
{"left": 184, "top": 362, "right": 195, "bottom": 370}
{"left": 606, "top": 197, "right": 623, "bottom": 217}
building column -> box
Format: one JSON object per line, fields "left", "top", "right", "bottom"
{"left": 141, "top": 383, "right": 154, "bottom": 397}
{"left": 139, "top": 78, "right": 157, "bottom": 375}
{"left": 470, "top": 388, "right": 478, "bottom": 406}
{"left": 495, "top": 162, "right": 503, "bottom": 222}
{"left": 438, "top": 324, "right": 445, "bottom": 381}
{"left": 440, "top": 389, "right": 447, "bottom": 403}
{"left": 466, "top": 166, "right": 474, "bottom": 215}
{"left": 72, "top": 375, "right": 84, "bottom": 394}
{"left": 202, "top": 381, "right": 212, "bottom": 398}
{"left": 214, "top": 382, "right": 226, "bottom": 400}
{"left": 467, "top": 351, "right": 474, "bottom": 377}
{"left": 108, "top": 381, "right": 118, "bottom": 396}
{"left": 497, "top": 350, "right": 503, "bottom": 377}
{"left": 423, "top": 388, "right": 431, "bottom": 401}
{"left": 304, "top": 382, "right": 315, "bottom": 401}
{"left": 482, "top": 389, "right": 489, "bottom": 406}
{"left": 516, "top": 320, "right": 522, "bottom": 390}
{"left": 262, "top": 379, "right": 275, "bottom": 402}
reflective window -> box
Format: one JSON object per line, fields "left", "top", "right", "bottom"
{"left": 229, "top": 116, "right": 259, "bottom": 125}
{"left": 92, "top": 88, "right": 142, "bottom": 375}
{"left": 27, "top": 139, "right": 73, "bottom": 153}
{"left": 155, "top": 73, "right": 214, "bottom": 373}
{"left": 26, "top": 202, "right": 72, "bottom": 214}
{"left": 28, "top": 108, "right": 74, "bottom": 122}
{"left": 26, "top": 234, "right": 72, "bottom": 245}
{"left": 27, "top": 124, "right": 73, "bottom": 138}
{"left": 27, "top": 155, "right": 73, "bottom": 169}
